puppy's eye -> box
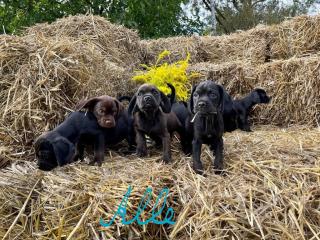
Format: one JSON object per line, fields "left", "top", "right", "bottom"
{"left": 99, "top": 109, "right": 104, "bottom": 114}
{"left": 209, "top": 93, "right": 217, "bottom": 98}
{"left": 193, "top": 92, "right": 199, "bottom": 97}
{"left": 138, "top": 92, "right": 142, "bottom": 96}
{"left": 152, "top": 89, "right": 158, "bottom": 95}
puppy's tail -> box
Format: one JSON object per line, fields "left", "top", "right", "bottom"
{"left": 166, "top": 83, "right": 176, "bottom": 105}
{"left": 117, "top": 95, "right": 132, "bottom": 102}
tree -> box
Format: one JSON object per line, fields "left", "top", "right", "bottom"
{"left": 193, "top": 0, "right": 320, "bottom": 34}
{"left": 0, "top": 0, "right": 201, "bottom": 38}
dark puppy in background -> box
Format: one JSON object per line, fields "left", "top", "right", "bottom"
{"left": 34, "top": 95, "right": 124, "bottom": 171}
{"left": 224, "top": 88, "right": 271, "bottom": 132}
{"left": 187, "top": 81, "right": 225, "bottom": 174}
{"left": 128, "top": 84, "right": 181, "bottom": 163}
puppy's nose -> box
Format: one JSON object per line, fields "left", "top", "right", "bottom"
{"left": 144, "top": 95, "right": 152, "bottom": 102}
{"left": 197, "top": 101, "right": 207, "bottom": 108}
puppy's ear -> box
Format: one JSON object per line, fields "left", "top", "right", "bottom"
{"left": 52, "top": 137, "right": 75, "bottom": 167}
{"left": 76, "top": 97, "right": 99, "bottom": 112}
{"left": 217, "top": 85, "right": 225, "bottom": 112}
{"left": 188, "top": 84, "right": 198, "bottom": 114}
{"left": 114, "top": 99, "right": 124, "bottom": 118}
{"left": 128, "top": 95, "right": 138, "bottom": 116}
{"left": 160, "top": 92, "right": 171, "bottom": 113}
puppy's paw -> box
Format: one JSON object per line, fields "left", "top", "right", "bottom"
{"left": 97, "top": 160, "right": 102, "bottom": 167}
{"left": 194, "top": 168, "right": 206, "bottom": 176}
{"left": 163, "top": 156, "right": 172, "bottom": 164}
{"left": 242, "top": 126, "right": 252, "bottom": 132}
{"left": 182, "top": 146, "right": 192, "bottom": 156}
{"left": 88, "top": 160, "right": 96, "bottom": 166}
{"left": 213, "top": 164, "right": 225, "bottom": 175}
{"left": 214, "top": 168, "right": 225, "bottom": 175}
{"left": 136, "top": 149, "right": 147, "bottom": 157}
{"left": 193, "top": 163, "right": 204, "bottom": 175}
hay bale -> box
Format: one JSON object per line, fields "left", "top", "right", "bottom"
{"left": 25, "top": 15, "right": 142, "bottom": 69}
{"left": 189, "top": 56, "right": 320, "bottom": 126}
{"left": 199, "top": 25, "right": 270, "bottom": 65}
{"left": 270, "top": 15, "right": 320, "bottom": 59}
{"left": 255, "top": 55, "right": 320, "bottom": 126}
{"left": 0, "top": 34, "right": 135, "bottom": 154}
{"left": 0, "top": 126, "right": 319, "bottom": 239}
{"left": 188, "top": 61, "right": 256, "bottom": 97}
{"left": 140, "top": 36, "right": 203, "bottom": 64}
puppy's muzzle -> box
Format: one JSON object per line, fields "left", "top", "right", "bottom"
{"left": 141, "top": 94, "right": 157, "bottom": 109}
{"left": 99, "top": 117, "right": 116, "bottom": 128}
{"left": 196, "top": 101, "right": 217, "bottom": 114}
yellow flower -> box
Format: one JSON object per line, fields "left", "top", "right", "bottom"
{"left": 133, "top": 51, "right": 200, "bottom": 101}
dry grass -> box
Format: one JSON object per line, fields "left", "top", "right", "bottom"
{"left": 198, "top": 26, "right": 270, "bottom": 65}
{"left": 25, "top": 15, "right": 142, "bottom": 69}
{"left": 270, "top": 15, "right": 320, "bottom": 60}
{"left": 142, "top": 15, "right": 320, "bottom": 66}
{"left": 0, "top": 126, "right": 319, "bottom": 239}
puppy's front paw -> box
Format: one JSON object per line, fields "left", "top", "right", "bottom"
{"left": 213, "top": 163, "right": 224, "bottom": 175}
{"left": 163, "top": 155, "right": 172, "bottom": 164}
{"left": 193, "top": 162, "right": 204, "bottom": 175}
{"left": 242, "top": 126, "right": 252, "bottom": 132}
{"left": 88, "top": 160, "right": 95, "bottom": 166}
{"left": 137, "top": 148, "right": 147, "bottom": 157}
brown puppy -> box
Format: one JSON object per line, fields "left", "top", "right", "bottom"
{"left": 76, "top": 95, "right": 124, "bottom": 128}
{"left": 128, "top": 84, "right": 181, "bottom": 163}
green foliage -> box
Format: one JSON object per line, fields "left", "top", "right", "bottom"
{"left": 0, "top": 0, "right": 200, "bottom": 38}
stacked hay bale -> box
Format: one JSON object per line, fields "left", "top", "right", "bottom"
{"left": 198, "top": 25, "right": 271, "bottom": 65}
{"left": 25, "top": 15, "right": 142, "bottom": 69}
{"left": 0, "top": 15, "right": 140, "bottom": 160}
{"left": 270, "top": 15, "right": 320, "bottom": 59}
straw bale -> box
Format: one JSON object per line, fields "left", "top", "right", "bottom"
{"left": 199, "top": 25, "right": 271, "bottom": 65}
{"left": 188, "top": 61, "right": 257, "bottom": 97}
{"left": 0, "top": 126, "right": 319, "bottom": 239}
{"left": 25, "top": 15, "right": 142, "bottom": 69}
{"left": 270, "top": 15, "right": 320, "bottom": 60}
{"left": 189, "top": 55, "right": 320, "bottom": 126}
{"left": 140, "top": 36, "right": 203, "bottom": 64}
{"left": 0, "top": 34, "right": 136, "bottom": 155}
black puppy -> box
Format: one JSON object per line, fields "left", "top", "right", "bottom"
{"left": 224, "top": 88, "right": 271, "bottom": 132}
{"left": 128, "top": 84, "right": 182, "bottom": 163}
{"left": 34, "top": 96, "right": 124, "bottom": 171}
{"left": 187, "top": 81, "right": 225, "bottom": 174}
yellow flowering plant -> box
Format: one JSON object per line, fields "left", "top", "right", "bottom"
{"left": 133, "top": 50, "right": 200, "bottom": 101}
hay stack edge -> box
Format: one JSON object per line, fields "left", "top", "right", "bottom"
{"left": 0, "top": 15, "right": 320, "bottom": 239}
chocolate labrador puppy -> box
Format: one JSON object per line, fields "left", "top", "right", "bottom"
{"left": 34, "top": 95, "right": 124, "bottom": 171}
{"left": 224, "top": 88, "right": 271, "bottom": 132}
{"left": 128, "top": 84, "right": 181, "bottom": 163}
{"left": 187, "top": 81, "right": 225, "bottom": 174}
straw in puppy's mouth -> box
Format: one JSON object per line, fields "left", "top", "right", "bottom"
{"left": 190, "top": 112, "right": 199, "bottom": 123}
{"left": 191, "top": 111, "right": 218, "bottom": 123}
